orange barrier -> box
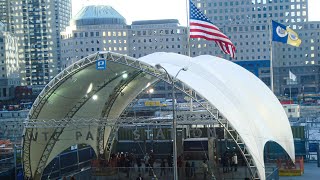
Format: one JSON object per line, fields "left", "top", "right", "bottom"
{"left": 278, "top": 156, "right": 304, "bottom": 176}
{"left": 91, "top": 159, "right": 117, "bottom": 176}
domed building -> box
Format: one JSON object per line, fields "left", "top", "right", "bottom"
{"left": 71, "top": 5, "right": 127, "bottom": 26}
{"left": 61, "top": 5, "right": 129, "bottom": 69}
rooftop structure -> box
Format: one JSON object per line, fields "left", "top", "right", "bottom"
{"left": 71, "top": 5, "right": 126, "bottom": 26}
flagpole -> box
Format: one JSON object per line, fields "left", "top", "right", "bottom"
{"left": 269, "top": 19, "right": 274, "bottom": 93}
{"left": 290, "top": 79, "right": 292, "bottom": 104}
{"left": 186, "top": 0, "right": 191, "bottom": 57}
{"left": 186, "top": 0, "right": 193, "bottom": 111}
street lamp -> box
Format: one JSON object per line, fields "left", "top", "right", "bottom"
{"left": 155, "top": 64, "right": 187, "bottom": 180}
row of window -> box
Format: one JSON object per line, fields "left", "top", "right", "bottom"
{"left": 131, "top": 45, "right": 184, "bottom": 51}
{"left": 131, "top": 51, "right": 186, "bottom": 58}
{"left": 132, "top": 37, "right": 183, "bottom": 43}
{"left": 131, "top": 29, "right": 184, "bottom": 36}
{"left": 281, "top": 46, "right": 320, "bottom": 52}
{"left": 62, "top": 46, "right": 128, "bottom": 54}
{"left": 72, "top": 31, "right": 100, "bottom": 38}
{"left": 281, "top": 60, "right": 320, "bottom": 66}
{"left": 282, "top": 53, "right": 320, "bottom": 59}
{"left": 202, "top": 0, "right": 304, "bottom": 7}
{"left": 62, "top": 39, "right": 128, "bottom": 46}
{"left": 62, "top": 28, "right": 185, "bottom": 39}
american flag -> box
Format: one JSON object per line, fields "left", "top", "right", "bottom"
{"left": 189, "top": 0, "right": 236, "bottom": 58}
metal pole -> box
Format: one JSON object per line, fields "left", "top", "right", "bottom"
{"left": 155, "top": 64, "right": 187, "bottom": 180}
{"left": 269, "top": 19, "right": 274, "bottom": 93}
{"left": 171, "top": 79, "right": 178, "bottom": 180}
{"left": 290, "top": 80, "right": 292, "bottom": 104}
{"left": 14, "top": 144, "right": 17, "bottom": 180}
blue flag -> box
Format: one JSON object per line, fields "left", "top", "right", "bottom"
{"left": 272, "top": 20, "right": 301, "bottom": 47}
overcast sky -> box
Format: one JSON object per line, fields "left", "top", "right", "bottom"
{"left": 72, "top": 0, "right": 320, "bottom": 26}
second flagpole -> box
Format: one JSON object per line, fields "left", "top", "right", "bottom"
{"left": 269, "top": 19, "right": 275, "bottom": 93}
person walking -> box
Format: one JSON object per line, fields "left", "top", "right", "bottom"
{"left": 177, "top": 155, "right": 183, "bottom": 177}
{"left": 191, "top": 161, "right": 196, "bottom": 177}
{"left": 227, "top": 152, "right": 232, "bottom": 172}
{"left": 185, "top": 160, "right": 191, "bottom": 177}
{"left": 144, "top": 153, "right": 150, "bottom": 173}
{"left": 136, "top": 156, "right": 142, "bottom": 172}
{"left": 232, "top": 153, "right": 238, "bottom": 172}
{"left": 160, "top": 158, "right": 166, "bottom": 176}
{"left": 201, "top": 160, "right": 208, "bottom": 180}
{"left": 222, "top": 152, "right": 228, "bottom": 173}
{"left": 167, "top": 154, "right": 173, "bottom": 173}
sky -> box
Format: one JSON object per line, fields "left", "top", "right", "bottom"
{"left": 72, "top": 0, "right": 320, "bottom": 26}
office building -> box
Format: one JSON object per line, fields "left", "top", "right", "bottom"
{"left": 273, "top": 22, "right": 320, "bottom": 96}
{"left": 0, "top": 22, "right": 19, "bottom": 100}
{"left": 129, "top": 19, "right": 188, "bottom": 58}
{"left": 6, "top": 0, "right": 71, "bottom": 86}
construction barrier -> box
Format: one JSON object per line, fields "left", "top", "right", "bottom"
{"left": 278, "top": 156, "right": 304, "bottom": 176}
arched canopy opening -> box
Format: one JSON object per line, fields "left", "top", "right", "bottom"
{"left": 42, "top": 144, "right": 95, "bottom": 179}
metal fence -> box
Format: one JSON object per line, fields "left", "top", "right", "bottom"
{"left": 41, "top": 160, "right": 280, "bottom": 180}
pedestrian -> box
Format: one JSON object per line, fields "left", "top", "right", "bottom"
{"left": 222, "top": 152, "right": 228, "bottom": 173}
{"left": 160, "top": 158, "right": 166, "bottom": 176}
{"left": 148, "top": 158, "right": 154, "bottom": 176}
{"left": 232, "top": 153, "right": 238, "bottom": 172}
{"left": 167, "top": 154, "right": 173, "bottom": 173}
{"left": 226, "top": 153, "right": 232, "bottom": 172}
{"left": 136, "top": 156, "right": 142, "bottom": 172}
{"left": 136, "top": 173, "right": 144, "bottom": 180}
{"left": 148, "top": 150, "right": 155, "bottom": 176}
{"left": 201, "top": 160, "right": 208, "bottom": 180}
{"left": 185, "top": 160, "right": 191, "bottom": 177}
{"left": 191, "top": 161, "right": 196, "bottom": 177}
{"left": 144, "top": 153, "right": 150, "bottom": 172}
{"left": 125, "top": 156, "right": 130, "bottom": 177}
{"left": 177, "top": 155, "right": 183, "bottom": 177}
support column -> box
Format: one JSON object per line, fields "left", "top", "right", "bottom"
{"left": 208, "top": 137, "right": 215, "bottom": 174}
{"left": 176, "top": 128, "right": 184, "bottom": 180}
{"left": 176, "top": 128, "right": 183, "bottom": 157}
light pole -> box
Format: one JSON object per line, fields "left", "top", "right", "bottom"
{"left": 155, "top": 64, "right": 187, "bottom": 180}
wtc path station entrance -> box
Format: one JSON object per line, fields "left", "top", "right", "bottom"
{"left": 22, "top": 52, "right": 294, "bottom": 180}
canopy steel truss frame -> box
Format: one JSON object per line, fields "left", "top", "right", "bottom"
{"left": 24, "top": 116, "right": 219, "bottom": 128}
{"left": 23, "top": 52, "right": 260, "bottom": 179}
{"left": 97, "top": 71, "right": 142, "bottom": 156}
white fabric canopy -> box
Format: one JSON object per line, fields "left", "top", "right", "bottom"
{"left": 140, "top": 52, "right": 295, "bottom": 180}
{"left": 24, "top": 52, "right": 294, "bottom": 180}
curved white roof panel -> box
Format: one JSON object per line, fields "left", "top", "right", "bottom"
{"left": 24, "top": 52, "right": 294, "bottom": 180}
{"left": 140, "top": 52, "right": 294, "bottom": 180}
